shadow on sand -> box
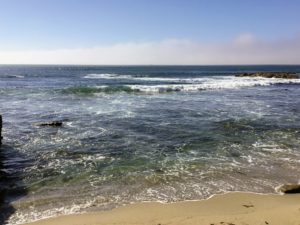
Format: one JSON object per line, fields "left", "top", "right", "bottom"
{"left": 0, "top": 143, "right": 28, "bottom": 225}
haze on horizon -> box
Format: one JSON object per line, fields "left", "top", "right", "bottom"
{"left": 0, "top": 0, "right": 300, "bottom": 65}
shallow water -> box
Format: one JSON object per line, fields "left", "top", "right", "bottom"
{"left": 0, "top": 65, "right": 300, "bottom": 224}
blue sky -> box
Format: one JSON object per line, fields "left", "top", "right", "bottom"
{"left": 0, "top": 0, "right": 300, "bottom": 64}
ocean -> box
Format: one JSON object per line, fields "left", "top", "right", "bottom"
{"left": 0, "top": 65, "right": 300, "bottom": 224}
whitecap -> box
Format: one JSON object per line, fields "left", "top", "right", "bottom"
{"left": 118, "top": 77, "right": 300, "bottom": 93}
{"left": 83, "top": 73, "right": 133, "bottom": 79}
{"left": 3, "top": 74, "right": 25, "bottom": 78}
{"left": 84, "top": 74, "right": 300, "bottom": 89}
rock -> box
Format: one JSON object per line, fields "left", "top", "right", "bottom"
{"left": 34, "top": 121, "right": 63, "bottom": 127}
{"left": 236, "top": 72, "right": 299, "bottom": 79}
{"left": 276, "top": 184, "right": 300, "bottom": 194}
{"left": 0, "top": 115, "right": 2, "bottom": 145}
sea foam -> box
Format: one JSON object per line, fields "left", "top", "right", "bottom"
{"left": 91, "top": 76, "right": 300, "bottom": 93}
{"left": 84, "top": 73, "right": 133, "bottom": 79}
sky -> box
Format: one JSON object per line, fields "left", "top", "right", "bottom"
{"left": 0, "top": 0, "right": 300, "bottom": 65}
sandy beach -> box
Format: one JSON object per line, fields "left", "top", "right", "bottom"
{"left": 26, "top": 192, "right": 300, "bottom": 225}
{"left": 2, "top": 0, "right": 300, "bottom": 224}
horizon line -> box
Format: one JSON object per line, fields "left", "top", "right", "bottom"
{"left": 1, "top": 64, "right": 300, "bottom": 67}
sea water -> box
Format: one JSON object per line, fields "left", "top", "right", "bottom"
{"left": 0, "top": 65, "right": 300, "bottom": 224}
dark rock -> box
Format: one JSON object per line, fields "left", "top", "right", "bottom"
{"left": 0, "top": 115, "right": 2, "bottom": 145}
{"left": 236, "top": 72, "right": 299, "bottom": 79}
{"left": 34, "top": 121, "right": 63, "bottom": 127}
{"left": 276, "top": 184, "right": 300, "bottom": 194}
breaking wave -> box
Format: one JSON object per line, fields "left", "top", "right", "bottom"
{"left": 62, "top": 86, "right": 140, "bottom": 94}
{"left": 128, "top": 77, "right": 300, "bottom": 92}
{"left": 84, "top": 73, "right": 215, "bottom": 82}
{"left": 1, "top": 74, "right": 25, "bottom": 79}
{"left": 83, "top": 73, "right": 134, "bottom": 79}
{"left": 71, "top": 76, "right": 300, "bottom": 94}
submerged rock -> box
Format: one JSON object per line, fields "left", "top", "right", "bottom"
{"left": 34, "top": 121, "right": 63, "bottom": 127}
{"left": 276, "top": 184, "right": 300, "bottom": 194}
{"left": 236, "top": 72, "right": 299, "bottom": 79}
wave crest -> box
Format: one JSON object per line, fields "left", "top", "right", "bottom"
{"left": 127, "top": 77, "right": 300, "bottom": 93}
{"left": 67, "top": 76, "right": 300, "bottom": 95}
{"left": 62, "top": 86, "right": 140, "bottom": 94}
{"left": 84, "top": 73, "right": 133, "bottom": 79}
{"left": 1, "top": 74, "right": 25, "bottom": 79}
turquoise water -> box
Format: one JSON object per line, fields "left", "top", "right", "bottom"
{"left": 0, "top": 65, "right": 300, "bottom": 224}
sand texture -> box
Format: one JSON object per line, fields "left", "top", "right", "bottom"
{"left": 25, "top": 192, "right": 300, "bottom": 225}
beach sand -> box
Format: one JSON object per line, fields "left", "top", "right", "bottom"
{"left": 26, "top": 192, "right": 300, "bottom": 225}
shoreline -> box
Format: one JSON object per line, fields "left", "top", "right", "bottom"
{"left": 25, "top": 192, "right": 300, "bottom": 225}
{"left": 1, "top": 65, "right": 300, "bottom": 225}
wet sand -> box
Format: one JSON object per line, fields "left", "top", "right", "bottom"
{"left": 26, "top": 192, "right": 300, "bottom": 225}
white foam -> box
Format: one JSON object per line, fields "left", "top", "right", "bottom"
{"left": 82, "top": 154, "right": 106, "bottom": 161}
{"left": 121, "top": 77, "right": 300, "bottom": 93}
{"left": 84, "top": 73, "right": 133, "bottom": 79}
{"left": 4, "top": 74, "right": 25, "bottom": 78}
{"left": 84, "top": 73, "right": 217, "bottom": 83}
{"left": 84, "top": 74, "right": 300, "bottom": 89}
{"left": 134, "top": 77, "right": 185, "bottom": 82}
{"left": 9, "top": 199, "right": 96, "bottom": 225}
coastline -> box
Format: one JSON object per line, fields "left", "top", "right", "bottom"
{"left": 26, "top": 192, "right": 300, "bottom": 225}
{"left": 2, "top": 66, "right": 300, "bottom": 225}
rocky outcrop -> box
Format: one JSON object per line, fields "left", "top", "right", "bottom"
{"left": 34, "top": 121, "right": 63, "bottom": 127}
{"left": 236, "top": 72, "right": 299, "bottom": 79}
{"left": 276, "top": 184, "right": 300, "bottom": 194}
